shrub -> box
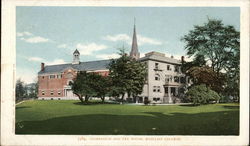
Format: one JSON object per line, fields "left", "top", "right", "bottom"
{"left": 144, "top": 99, "right": 151, "bottom": 105}
{"left": 186, "top": 84, "right": 220, "bottom": 105}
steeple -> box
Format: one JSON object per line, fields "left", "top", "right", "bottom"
{"left": 130, "top": 18, "right": 140, "bottom": 60}
{"left": 72, "top": 49, "right": 80, "bottom": 64}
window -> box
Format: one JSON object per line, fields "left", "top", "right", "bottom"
{"left": 153, "top": 98, "right": 160, "bottom": 101}
{"left": 42, "top": 91, "right": 45, "bottom": 95}
{"left": 155, "top": 74, "right": 160, "bottom": 81}
{"left": 153, "top": 86, "right": 156, "bottom": 92}
{"left": 174, "top": 76, "right": 179, "bottom": 83}
{"left": 165, "top": 75, "right": 170, "bottom": 82}
{"left": 153, "top": 86, "right": 161, "bottom": 92}
{"left": 67, "top": 80, "right": 73, "bottom": 85}
{"left": 42, "top": 76, "right": 45, "bottom": 79}
{"left": 180, "top": 77, "right": 186, "bottom": 83}
{"left": 166, "top": 75, "right": 172, "bottom": 82}
{"left": 167, "top": 65, "right": 171, "bottom": 71}
{"left": 49, "top": 75, "right": 55, "bottom": 79}
{"left": 58, "top": 91, "right": 61, "bottom": 95}
{"left": 174, "top": 65, "right": 180, "bottom": 73}
{"left": 57, "top": 74, "right": 62, "bottom": 79}
{"left": 155, "top": 63, "right": 159, "bottom": 69}
{"left": 50, "top": 91, "right": 54, "bottom": 95}
{"left": 174, "top": 65, "right": 179, "bottom": 72}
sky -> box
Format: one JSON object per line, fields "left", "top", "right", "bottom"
{"left": 16, "top": 7, "right": 240, "bottom": 83}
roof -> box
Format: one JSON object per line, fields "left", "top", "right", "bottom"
{"left": 138, "top": 52, "right": 181, "bottom": 65}
{"left": 73, "top": 49, "right": 80, "bottom": 54}
{"left": 38, "top": 59, "right": 111, "bottom": 75}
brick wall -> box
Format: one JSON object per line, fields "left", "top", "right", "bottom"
{"left": 38, "top": 69, "right": 109, "bottom": 98}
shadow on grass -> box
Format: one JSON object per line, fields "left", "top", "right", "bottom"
{"left": 73, "top": 101, "right": 119, "bottom": 106}
{"left": 179, "top": 104, "right": 197, "bottom": 107}
{"left": 222, "top": 105, "right": 239, "bottom": 109}
{"left": 16, "top": 110, "right": 239, "bottom": 135}
{"left": 16, "top": 106, "right": 31, "bottom": 109}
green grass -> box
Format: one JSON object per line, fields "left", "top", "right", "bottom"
{"left": 16, "top": 100, "right": 239, "bottom": 135}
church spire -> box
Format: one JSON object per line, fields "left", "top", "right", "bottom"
{"left": 130, "top": 18, "right": 140, "bottom": 60}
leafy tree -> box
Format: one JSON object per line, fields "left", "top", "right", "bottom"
{"left": 126, "top": 58, "right": 147, "bottom": 102}
{"left": 181, "top": 54, "right": 206, "bottom": 73}
{"left": 26, "top": 82, "right": 38, "bottom": 98}
{"left": 89, "top": 74, "right": 111, "bottom": 103}
{"left": 70, "top": 71, "right": 96, "bottom": 103}
{"left": 70, "top": 71, "right": 111, "bottom": 103}
{"left": 187, "top": 66, "right": 225, "bottom": 93}
{"left": 181, "top": 18, "right": 240, "bottom": 74}
{"left": 186, "top": 84, "right": 220, "bottom": 105}
{"left": 16, "top": 79, "right": 25, "bottom": 101}
{"left": 182, "top": 18, "right": 239, "bottom": 100}
{"left": 108, "top": 49, "right": 147, "bottom": 102}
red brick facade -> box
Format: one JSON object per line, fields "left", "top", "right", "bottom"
{"left": 38, "top": 68, "right": 109, "bottom": 98}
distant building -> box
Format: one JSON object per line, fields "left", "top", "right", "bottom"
{"left": 38, "top": 23, "right": 189, "bottom": 103}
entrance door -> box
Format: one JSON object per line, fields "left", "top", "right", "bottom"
{"left": 171, "top": 87, "right": 176, "bottom": 96}
{"left": 66, "top": 89, "right": 74, "bottom": 97}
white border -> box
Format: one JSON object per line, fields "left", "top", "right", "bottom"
{"left": 1, "top": 0, "right": 249, "bottom": 145}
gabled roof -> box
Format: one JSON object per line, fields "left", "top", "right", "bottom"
{"left": 38, "top": 59, "right": 111, "bottom": 75}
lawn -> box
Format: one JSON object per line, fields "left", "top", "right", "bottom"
{"left": 16, "top": 100, "right": 239, "bottom": 135}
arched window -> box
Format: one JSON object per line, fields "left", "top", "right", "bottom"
{"left": 66, "top": 72, "right": 73, "bottom": 79}
{"left": 155, "top": 74, "right": 160, "bottom": 81}
{"left": 67, "top": 80, "right": 73, "bottom": 85}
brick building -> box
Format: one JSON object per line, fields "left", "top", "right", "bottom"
{"left": 38, "top": 23, "right": 189, "bottom": 103}
{"left": 38, "top": 51, "right": 110, "bottom": 100}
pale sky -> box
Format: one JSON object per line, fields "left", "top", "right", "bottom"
{"left": 16, "top": 7, "right": 240, "bottom": 83}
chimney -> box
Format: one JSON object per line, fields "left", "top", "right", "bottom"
{"left": 181, "top": 56, "right": 185, "bottom": 64}
{"left": 41, "top": 63, "right": 45, "bottom": 71}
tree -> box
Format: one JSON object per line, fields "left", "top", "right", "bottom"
{"left": 70, "top": 71, "right": 111, "bottom": 103}
{"left": 26, "top": 82, "right": 38, "bottom": 98}
{"left": 181, "top": 54, "right": 206, "bottom": 73}
{"left": 187, "top": 66, "right": 225, "bottom": 93}
{"left": 108, "top": 49, "right": 147, "bottom": 102}
{"left": 126, "top": 58, "right": 147, "bottom": 102}
{"left": 16, "top": 79, "right": 25, "bottom": 101}
{"left": 182, "top": 18, "right": 240, "bottom": 99}
{"left": 89, "top": 74, "right": 111, "bottom": 103}
{"left": 70, "top": 71, "right": 96, "bottom": 103}
{"left": 182, "top": 18, "right": 239, "bottom": 74}
{"left": 186, "top": 84, "right": 220, "bottom": 105}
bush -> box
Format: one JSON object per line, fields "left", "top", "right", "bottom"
{"left": 186, "top": 84, "right": 220, "bottom": 105}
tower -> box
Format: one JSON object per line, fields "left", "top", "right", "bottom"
{"left": 72, "top": 49, "right": 80, "bottom": 64}
{"left": 130, "top": 18, "right": 140, "bottom": 60}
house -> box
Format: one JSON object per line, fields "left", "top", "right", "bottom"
{"left": 38, "top": 23, "right": 189, "bottom": 103}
